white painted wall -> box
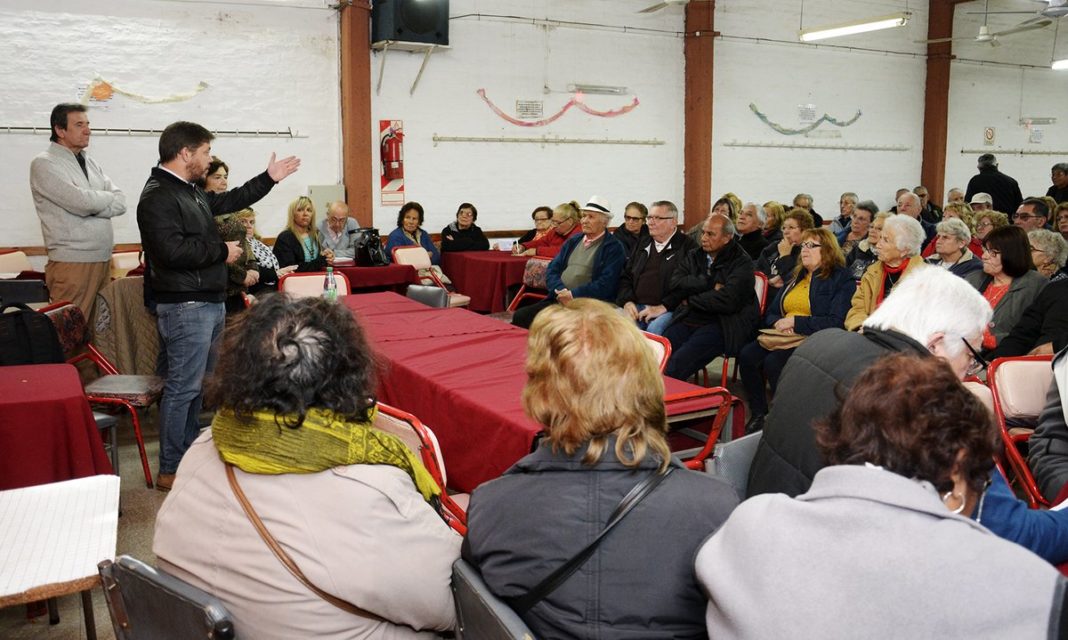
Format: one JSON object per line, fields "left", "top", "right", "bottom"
{"left": 368, "top": 0, "right": 686, "bottom": 233}
{"left": 0, "top": 0, "right": 340, "bottom": 248}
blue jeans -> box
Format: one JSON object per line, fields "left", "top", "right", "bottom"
{"left": 663, "top": 320, "right": 726, "bottom": 381}
{"left": 634, "top": 305, "right": 674, "bottom": 336}
{"left": 156, "top": 301, "right": 225, "bottom": 474}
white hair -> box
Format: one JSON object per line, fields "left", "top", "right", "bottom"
{"left": 882, "top": 215, "right": 926, "bottom": 256}
{"left": 744, "top": 202, "right": 766, "bottom": 225}
{"left": 863, "top": 266, "right": 992, "bottom": 357}
{"left": 935, "top": 217, "right": 971, "bottom": 244}
{"left": 1029, "top": 229, "right": 1068, "bottom": 268}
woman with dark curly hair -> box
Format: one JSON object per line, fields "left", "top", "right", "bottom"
{"left": 153, "top": 295, "right": 461, "bottom": 639}
{"left": 697, "top": 353, "right": 1067, "bottom": 638}
{"left": 385, "top": 201, "right": 440, "bottom": 264}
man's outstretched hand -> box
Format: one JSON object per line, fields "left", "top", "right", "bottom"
{"left": 267, "top": 153, "right": 301, "bottom": 182}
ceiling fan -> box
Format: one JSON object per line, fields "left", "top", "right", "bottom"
{"left": 920, "top": 0, "right": 1053, "bottom": 45}
{"left": 637, "top": 0, "right": 712, "bottom": 14}
{"left": 966, "top": 0, "right": 1068, "bottom": 20}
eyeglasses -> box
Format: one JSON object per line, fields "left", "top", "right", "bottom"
{"left": 458, "top": 211, "right": 474, "bottom": 217}
{"left": 1013, "top": 213, "right": 1041, "bottom": 220}
{"left": 976, "top": 221, "right": 993, "bottom": 228}
{"left": 799, "top": 241, "right": 822, "bottom": 249}
{"left": 533, "top": 217, "right": 551, "bottom": 222}
{"left": 960, "top": 338, "right": 989, "bottom": 378}
{"left": 647, "top": 215, "right": 676, "bottom": 222}
{"left": 549, "top": 218, "right": 567, "bottom": 226}
{"left": 1030, "top": 245, "right": 1046, "bottom": 254}
{"left": 623, "top": 216, "right": 646, "bottom": 222}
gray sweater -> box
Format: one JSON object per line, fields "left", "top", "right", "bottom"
{"left": 30, "top": 142, "right": 126, "bottom": 262}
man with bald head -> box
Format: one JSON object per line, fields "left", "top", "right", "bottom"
{"left": 662, "top": 214, "right": 759, "bottom": 381}
{"left": 319, "top": 201, "right": 360, "bottom": 260}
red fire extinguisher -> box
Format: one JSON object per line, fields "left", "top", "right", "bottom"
{"left": 381, "top": 128, "right": 404, "bottom": 181}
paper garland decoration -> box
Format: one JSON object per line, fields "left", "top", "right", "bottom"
{"left": 749, "top": 103, "right": 861, "bottom": 136}
{"left": 81, "top": 76, "right": 210, "bottom": 105}
{"left": 477, "top": 89, "right": 639, "bottom": 127}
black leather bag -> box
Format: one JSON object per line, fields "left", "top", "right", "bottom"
{"left": 352, "top": 228, "right": 389, "bottom": 267}
{"left": 0, "top": 302, "right": 65, "bottom": 366}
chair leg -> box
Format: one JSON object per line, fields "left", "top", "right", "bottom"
{"left": 81, "top": 590, "right": 97, "bottom": 640}
{"left": 126, "top": 405, "right": 154, "bottom": 488}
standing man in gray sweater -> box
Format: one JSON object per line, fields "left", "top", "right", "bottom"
{"left": 30, "top": 103, "right": 126, "bottom": 319}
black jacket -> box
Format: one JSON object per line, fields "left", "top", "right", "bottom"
{"left": 440, "top": 223, "right": 490, "bottom": 252}
{"left": 668, "top": 239, "right": 759, "bottom": 356}
{"left": 137, "top": 168, "right": 275, "bottom": 303}
{"left": 966, "top": 166, "right": 1023, "bottom": 215}
{"left": 273, "top": 230, "right": 328, "bottom": 272}
{"left": 462, "top": 437, "right": 738, "bottom": 640}
{"left": 615, "top": 230, "right": 697, "bottom": 309}
{"left": 737, "top": 229, "right": 769, "bottom": 260}
{"left": 989, "top": 279, "right": 1068, "bottom": 358}
{"left": 1046, "top": 184, "right": 1068, "bottom": 205}
{"left": 746, "top": 327, "right": 930, "bottom": 498}
{"left": 613, "top": 225, "right": 648, "bottom": 261}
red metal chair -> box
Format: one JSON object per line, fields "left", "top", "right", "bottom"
{"left": 391, "top": 247, "right": 471, "bottom": 307}
{"left": 506, "top": 256, "right": 551, "bottom": 312}
{"left": 663, "top": 386, "right": 737, "bottom": 470}
{"left": 373, "top": 402, "right": 468, "bottom": 535}
{"left": 642, "top": 331, "right": 672, "bottom": 373}
{"left": 41, "top": 301, "right": 163, "bottom": 488}
{"left": 278, "top": 271, "right": 352, "bottom": 298}
{"left": 988, "top": 355, "right": 1055, "bottom": 509}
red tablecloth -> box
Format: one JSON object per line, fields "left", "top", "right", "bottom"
{"left": 0, "top": 364, "right": 113, "bottom": 490}
{"left": 344, "top": 292, "right": 729, "bottom": 492}
{"left": 441, "top": 252, "right": 529, "bottom": 313}
{"left": 336, "top": 264, "right": 417, "bottom": 292}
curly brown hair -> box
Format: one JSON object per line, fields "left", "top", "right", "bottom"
{"left": 815, "top": 353, "right": 996, "bottom": 495}
{"left": 204, "top": 294, "right": 378, "bottom": 428}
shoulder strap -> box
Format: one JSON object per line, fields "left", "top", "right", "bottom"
{"left": 224, "top": 463, "right": 387, "bottom": 623}
{"left": 505, "top": 466, "right": 676, "bottom": 615}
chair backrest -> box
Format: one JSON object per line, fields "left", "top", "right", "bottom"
{"left": 990, "top": 356, "right": 1054, "bottom": 424}
{"left": 704, "top": 432, "right": 762, "bottom": 500}
{"left": 451, "top": 559, "right": 535, "bottom": 640}
{"left": 279, "top": 271, "right": 351, "bottom": 299}
{"left": 522, "top": 257, "right": 551, "bottom": 289}
{"left": 641, "top": 331, "right": 671, "bottom": 373}
{"left": 392, "top": 246, "right": 433, "bottom": 269}
{"left": 406, "top": 284, "right": 449, "bottom": 308}
{"left": 110, "top": 251, "right": 142, "bottom": 280}
{"left": 962, "top": 379, "right": 994, "bottom": 416}
{"left": 0, "top": 250, "right": 33, "bottom": 273}
{"left": 98, "top": 556, "right": 236, "bottom": 640}
{"left": 754, "top": 271, "right": 769, "bottom": 315}
{"left": 41, "top": 301, "right": 90, "bottom": 358}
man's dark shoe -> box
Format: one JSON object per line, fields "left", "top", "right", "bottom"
{"left": 744, "top": 414, "right": 766, "bottom": 435}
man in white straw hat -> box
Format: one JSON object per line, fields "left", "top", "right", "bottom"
{"left": 512, "top": 195, "right": 626, "bottom": 328}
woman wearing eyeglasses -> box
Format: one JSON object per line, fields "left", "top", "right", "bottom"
{"left": 965, "top": 225, "right": 1047, "bottom": 351}
{"left": 612, "top": 201, "right": 649, "bottom": 259}
{"left": 440, "top": 202, "right": 490, "bottom": 253}
{"left": 517, "top": 206, "right": 554, "bottom": 245}
{"left": 1028, "top": 229, "right": 1068, "bottom": 281}
{"left": 844, "top": 215, "right": 926, "bottom": 331}
{"left": 737, "top": 228, "right": 855, "bottom": 433}
{"left": 974, "top": 210, "right": 1010, "bottom": 243}
{"left": 513, "top": 201, "right": 582, "bottom": 258}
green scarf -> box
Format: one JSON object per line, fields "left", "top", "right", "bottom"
{"left": 212, "top": 406, "right": 441, "bottom": 503}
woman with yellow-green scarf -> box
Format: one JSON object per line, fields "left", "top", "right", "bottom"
{"left": 153, "top": 295, "right": 461, "bottom": 639}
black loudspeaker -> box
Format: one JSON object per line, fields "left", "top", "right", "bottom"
{"left": 371, "top": 0, "right": 449, "bottom": 47}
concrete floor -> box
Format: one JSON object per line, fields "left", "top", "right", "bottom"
{"left": 0, "top": 411, "right": 167, "bottom": 640}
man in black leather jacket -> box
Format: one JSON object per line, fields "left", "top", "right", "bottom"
{"left": 137, "top": 120, "right": 299, "bottom": 490}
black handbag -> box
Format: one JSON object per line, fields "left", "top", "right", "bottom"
{"left": 0, "top": 302, "right": 65, "bottom": 366}
{"left": 351, "top": 228, "right": 388, "bottom": 267}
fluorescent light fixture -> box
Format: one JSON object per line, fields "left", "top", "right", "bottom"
{"left": 1053, "top": 59, "right": 1068, "bottom": 70}
{"left": 799, "top": 12, "right": 911, "bottom": 43}
{"left": 567, "top": 83, "right": 628, "bottom": 95}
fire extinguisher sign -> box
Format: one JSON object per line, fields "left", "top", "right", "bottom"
{"left": 379, "top": 120, "right": 405, "bottom": 206}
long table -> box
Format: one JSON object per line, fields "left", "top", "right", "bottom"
{"left": 344, "top": 292, "right": 731, "bottom": 491}
{"left": 335, "top": 264, "right": 418, "bottom": 293}
{"left": 440, "top": 251, "right": 528, "bottom": 313}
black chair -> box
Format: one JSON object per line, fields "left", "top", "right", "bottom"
{"left": 451, "top": 559, "right": 535, "bottom": 640}
{"left": 98, "top": 556, "right": 236, "bottom": 639}
{"left": 94, "top": 411, "right": 119, "bottom": 476}
{"left": 406, "top": 284, "right": 449, "bottom": 308}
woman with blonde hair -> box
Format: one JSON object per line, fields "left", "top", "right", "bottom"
{"left": 273, "top": 196, "right": 333, "bottom": 272}
{"left": 762, "top": 200, "right": 787, "bottom": 243}
{"left": 738, "top": 227, "right": 855, "bottom": 432}
{"left": 514, "top": 200, "right": 582, "bottom": 258}
{"left": 975, "top": 210, "right": 1010, "bottom": 243}
{"left": 463, "top": 299, "right": 738, "bottom": 639}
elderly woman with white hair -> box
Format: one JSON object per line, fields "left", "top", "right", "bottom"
{"left": 747, "top": 267, "right": 1068, "bottom": 565}
{"left": 924, "top": 217, "right": 983, "bottom": 278}
{"left": 844, "top": 214, "right": 926, "bottom": 330}
{"left": 1029, "top": 228, "right": 1068, "bottom": 281}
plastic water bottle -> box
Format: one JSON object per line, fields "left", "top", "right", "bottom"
{"left": 322, "top": 267, "right": 338, "bottom": 302}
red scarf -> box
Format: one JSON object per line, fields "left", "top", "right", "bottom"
{"left": 876, "top": 259, "right": 910, "bottom": 306}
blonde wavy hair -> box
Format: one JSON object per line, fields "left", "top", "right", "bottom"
{"left": 285, "top": 196, "right": 320, "bottom": 243}
{"left": 523, "top": 298, "right": 670, "bottom": 471}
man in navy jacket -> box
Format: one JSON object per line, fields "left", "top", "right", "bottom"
{"left": 511, "top": 196, "right": 625, "bottom": 329}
